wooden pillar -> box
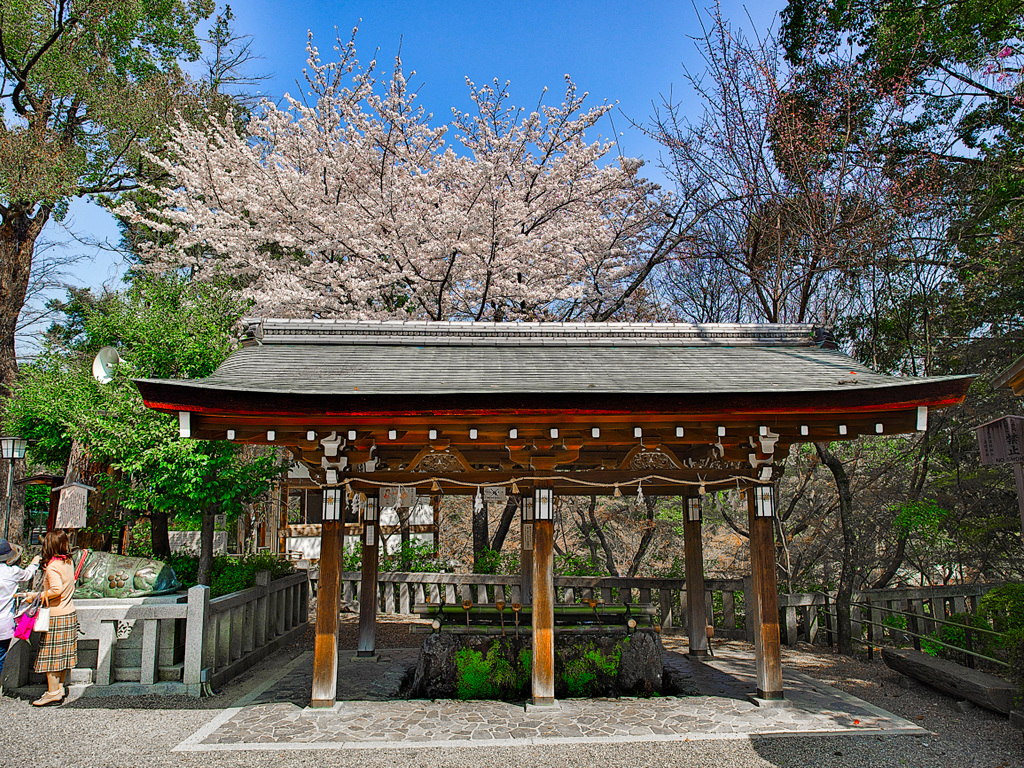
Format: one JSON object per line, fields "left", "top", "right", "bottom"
{"left": 520, "top": 497, "right": 534, "bottom": 606}
{"left": 1013, "top": 463, "right": 1024, "bottom": 542}
{"left": 357, "top": 497, "right": 380, "bottom": 657}
{"left": 684, "top": 497, "right": 708, "bottom": 656}
{"left": 531, "top": 516, "right": 555, "bottom": 705}
{"left": 310, "top": 495, "right": 344, "bottom": 707}
{"left": 431, "top": 494, "right": 440, "bottom": 554}
{"left": 747, "top": 487, "right": 783, "bottom": 699}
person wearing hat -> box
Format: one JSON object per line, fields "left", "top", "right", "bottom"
{"left": 0, "top": 538, "right": 40, "bottom": 692}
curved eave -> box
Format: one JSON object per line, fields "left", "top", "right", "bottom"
{"left": 993, "top": 354, "right": 1024, "bottom": 397}
{"left": 135, "top": 375, "right": 974, "bottom": 420}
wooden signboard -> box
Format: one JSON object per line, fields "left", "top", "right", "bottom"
{"left": 977, "top": 415, "right": 1024, "bottom": 465}
{"left": 53, "top": 482, "right": 95, "bottom": 529}
{"left": 976, "top": 415, "right": 1024, "bottom": 540}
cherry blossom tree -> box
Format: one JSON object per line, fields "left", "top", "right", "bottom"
{"left": 124, "top": 31, "right": 694, "bottom": 322}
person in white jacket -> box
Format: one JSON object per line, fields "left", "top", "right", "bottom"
{"left": 0, "top": 537, "right": 40, "bottom": 692}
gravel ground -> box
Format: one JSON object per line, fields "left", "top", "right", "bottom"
{"left": 1, "top": 623, "right": 1022, "bottom": 768}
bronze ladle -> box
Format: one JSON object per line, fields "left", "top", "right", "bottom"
{"left": 463, "top": 598, "right": 473, "bottom": 629}
{"left": 512, "top": 602, "right": 522, "bottom": 633}
{"left": 496, "top": 600, "right": 506, "bottom": 635}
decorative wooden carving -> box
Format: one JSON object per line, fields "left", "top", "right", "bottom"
{"left": 619, "top": 444, "right": 683, "bottom": 471}
{"left": 408, "top": 444, "right": 472, "bottom": 473}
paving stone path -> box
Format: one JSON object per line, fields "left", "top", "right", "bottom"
{"left": 173, "top": 644, "right": 924, "bottom": 753}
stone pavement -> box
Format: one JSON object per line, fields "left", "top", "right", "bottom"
{"left": 172, "top": 644, "right": 925, "bottom": 753}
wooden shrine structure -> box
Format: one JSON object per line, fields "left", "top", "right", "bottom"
{"left": 135, "top": 320, "right": 972, "bottom": 707}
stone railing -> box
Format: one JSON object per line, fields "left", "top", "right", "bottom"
{"left": 1, "top": 570, "right": 309, "bottom": 696}
{"left": 321, "top": 571, "right": 752, "bottom": 640}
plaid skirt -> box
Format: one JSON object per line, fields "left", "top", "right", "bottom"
{"left": 34, "top": 612, "right": 78, "bottom": 673}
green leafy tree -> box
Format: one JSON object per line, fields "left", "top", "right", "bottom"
{"left": 3, "top": 276, "right": 284, "bottom": 580}
{"left": 781, "top": 0, "right": 1024, "bottom": 376}
{"left": 0, "top": 0, "right": 215, "bottom": 398}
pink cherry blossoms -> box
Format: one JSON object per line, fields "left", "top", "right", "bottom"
{"left": 122, "top": 31, "right": 667, "bottom": 322}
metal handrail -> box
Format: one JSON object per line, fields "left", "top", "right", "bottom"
{"left": 846, "top": 599, "right": 1010, "bottom": 669}
{"left": 849, "top": 600, "right": 1006, "bottom": 638}
{"left": 849, "top": 615, "right": 1010, "bottom": 668}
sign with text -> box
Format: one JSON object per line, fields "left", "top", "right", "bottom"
{"left": 977, "top": 415, "right": 1024, "bottom": 465}
{"left": 53, "top": 482, "right": 94, "bottom": 529}
{"left": 483, "top": 486, "right": 507, "bottom": 503}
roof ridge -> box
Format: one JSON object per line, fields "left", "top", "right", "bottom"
{"left": 240, "top": 319, "right": 830, "bottom": 348}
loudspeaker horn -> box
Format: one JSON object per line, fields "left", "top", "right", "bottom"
{"left": 92, "top": 347, "right": 123, "bottom": 384}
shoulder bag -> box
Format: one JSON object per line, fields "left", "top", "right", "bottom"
{"left": 33, "top": 590, "right": 50, "bottom": 633}
{"left": 13, "top": 595, "right": 40, "bottom": 640}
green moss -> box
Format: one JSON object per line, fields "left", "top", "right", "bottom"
{"left": 455, "top": 648, "right": 495, "bottom": 700}
{"left": 454, "top": 639, "right": 531, "bottom": 700}
{"left": 561, "top": 640, "right": 622, "bottom": 697}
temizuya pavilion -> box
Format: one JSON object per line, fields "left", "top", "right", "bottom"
{"left": 135, "top": 320, "right": 971, "bottom": 707}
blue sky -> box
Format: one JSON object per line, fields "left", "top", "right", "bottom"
{"left": 60, "top": 0, "right": 783, "bottom": 296}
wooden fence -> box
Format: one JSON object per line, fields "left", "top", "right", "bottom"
{"left": 325, "top": 571, "right": 753, "bottom": 640}
{"left": 316, "top": 569, "right": 1000, "bottom": 648}
{"left": 779, "top": 583, "right": 998, "bottom": 647}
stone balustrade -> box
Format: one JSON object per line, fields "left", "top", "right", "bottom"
{"left": 1, "top": 570, "right": 309, "bottom": 696}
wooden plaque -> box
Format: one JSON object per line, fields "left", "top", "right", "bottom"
{"left": 54, "top": 483, "right": 91, "bottom": 529}
{"left": 977, "top": 416, "right": 1024, "bottom": 465}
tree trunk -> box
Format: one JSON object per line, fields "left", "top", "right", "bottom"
{"left": 489, "top": 497, "right": 518, "bottom": 552}
{"left": 574, "top": 497, "right": 602, "bottom": 567}
{"left": 588, "top": 497, "right": 620, "bottom": 576}
{"left": 815, "top": 441, "right": 856, "bottom": 656}
{"left": 197, "top": 505, "right": 217, "bottom": 586}
{"left": 0, "top": 205, "right": 48, "bottom": 398}
{"left": 151, "top": 511, "right": 171, "bottom": 559}
{"left": 472, "top": 497, "right": 489, "bottom": 566}
{"left": 398, "top": 506, "right": 410, "bottom": 569}
{"left": 625, "top": 497, "right": 657, "bottom": 578}
{"left": 1, "top": 460, "right": 26, "bottom": 546}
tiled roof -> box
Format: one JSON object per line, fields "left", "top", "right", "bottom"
{"left": 136, "top": 320, "right": 969, "bottom": 397}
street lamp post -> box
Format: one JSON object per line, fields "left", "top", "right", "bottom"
{"left": 1, "top": 436, "right": 29, "bottom": 540}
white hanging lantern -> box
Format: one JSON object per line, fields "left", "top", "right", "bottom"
{"left": 534, "top": 488, "right": 554, "bottom": 521}
{"left": 754, "top": 485, "right": 775, "bottom": 518}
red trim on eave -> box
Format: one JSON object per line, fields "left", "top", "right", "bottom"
{"left": 142, "top": 393, "right": 966, "bottom": 419}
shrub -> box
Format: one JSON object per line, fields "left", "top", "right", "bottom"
{"left": 979, "top": 584, "right": 1024, "bottom": 702}
{"left": 473, "top": 547, "right": 521, "bottom": 575}
{"left": 554, "top": 552, "right": 606, "bottom": 577}
{"left": 979, "top": 584, "right": 1024, "bottom": 635}
{"left": 126, "top": 518, "right": 154, "bottom": 559}
{"left": 167, "top": 551, "right": 295, "bottom": 598}
{"left": 382, "top": 539, "right": 451, "bottom": 573}
{"left": 920, "top": 612, "right": 993, "bottom": 665}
